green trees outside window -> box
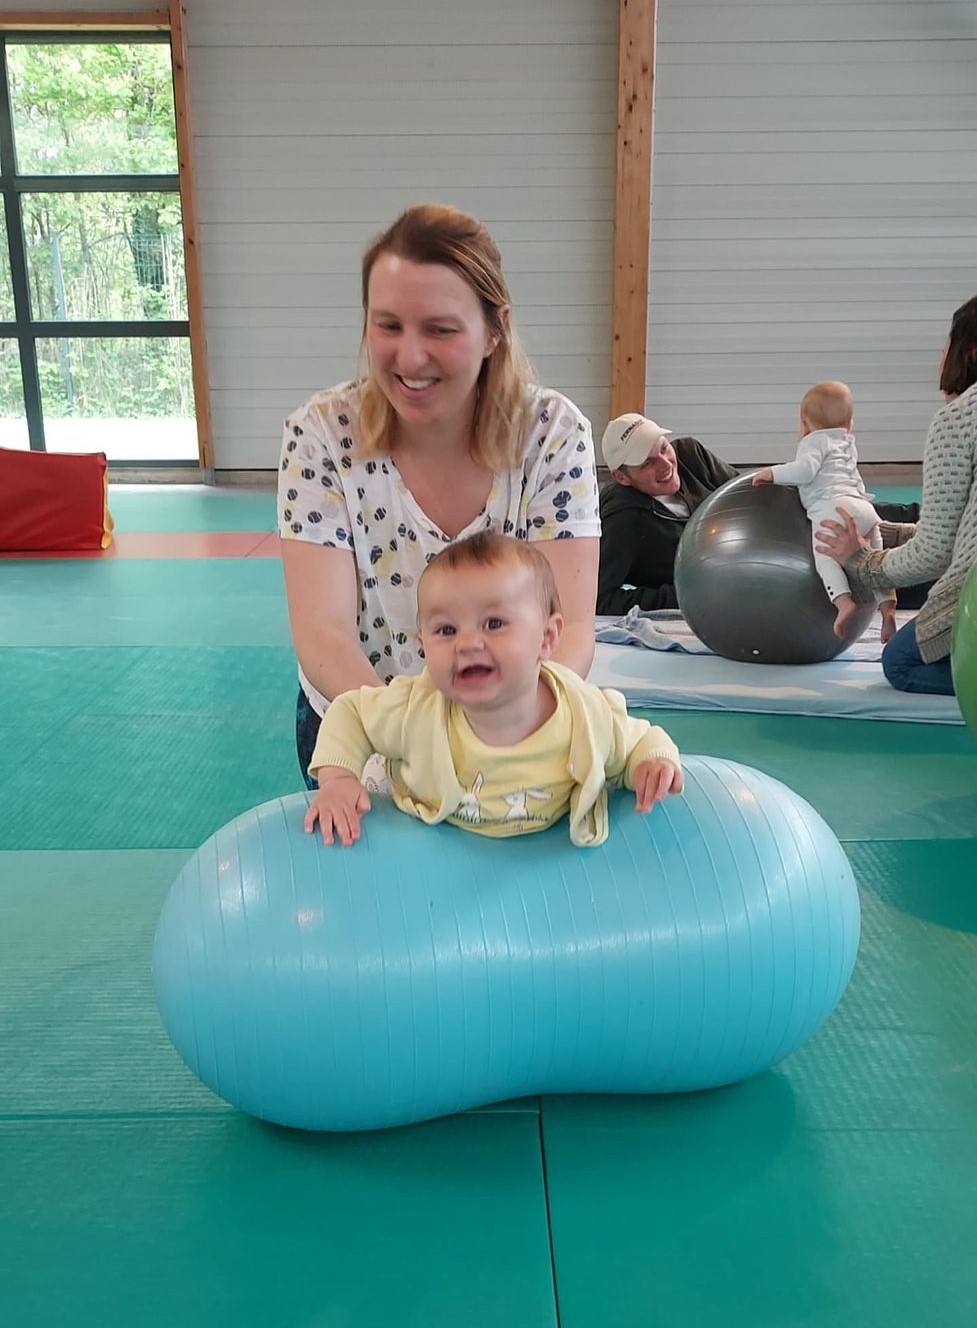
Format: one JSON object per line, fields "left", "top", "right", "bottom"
{"left": 0, "top": 39, "right": 195, "bottom": 460}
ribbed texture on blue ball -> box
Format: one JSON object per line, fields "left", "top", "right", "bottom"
{"left": 153, "top": 755, "right": 860, "bottom": 1131}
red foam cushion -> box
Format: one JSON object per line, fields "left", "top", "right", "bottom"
{"left": 0, "top": 447, "right": 114, "bottom": 551}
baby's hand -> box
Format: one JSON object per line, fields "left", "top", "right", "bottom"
{"left": 751, "top": 467, "right": 774, "bottom": 486}
{"left": 633, "top": 759, "right": 684, "bottom": 814}
{"left": 304, "top": 769, "right": 372, "bottom": 846}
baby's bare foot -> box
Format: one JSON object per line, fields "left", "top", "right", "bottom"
{"left": 879, "top": 604, "right": 897, "bottom": 644}
{"left": 833, "top": 593, "right": 857, "bottom": 639}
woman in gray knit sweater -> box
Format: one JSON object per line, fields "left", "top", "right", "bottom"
{"left": 817, "top": 294, "right": 977, "bottom": 695}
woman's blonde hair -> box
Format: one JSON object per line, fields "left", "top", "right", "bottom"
{"left": 357, "top": 204, "right": 536, "bottom": 470}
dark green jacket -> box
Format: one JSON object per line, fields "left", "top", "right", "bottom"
{"left": 597, "top": 437, "right": 737, "bottom": 614}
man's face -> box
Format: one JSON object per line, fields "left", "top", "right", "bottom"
{"left": 615, "top": 439, "right": 681, "bottom": 498}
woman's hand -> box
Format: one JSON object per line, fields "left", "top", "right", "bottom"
{"left": 815, "top": 507, "right": 872, "bottom": 563}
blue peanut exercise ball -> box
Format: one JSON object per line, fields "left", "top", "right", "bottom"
{"left": 951, "top": 561, "right": 977, "bottom": 738}
{"left": 153, "top": 755, "right": 860, "bottom": 1132}
{"left": 674, "top": 473, "right": 876, "bottom": 665}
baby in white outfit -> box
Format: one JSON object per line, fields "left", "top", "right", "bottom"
{"left": 753, "top": 380, "right": 896, "bottom": 641}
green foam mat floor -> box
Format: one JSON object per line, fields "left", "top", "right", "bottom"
{"left": 542, "top": 1103, "right": 977, "bottom": 1328}
{"left": 541, "top": 844, "right": 977, "bottom": 1327}
{"left": 5, "top": 498, "right": 977, "bottom": 1325}
{"left": 0, "top": 850, "right": 539, "bottom": 1121}
{"left": 0, "top": 1112, "right": 556, "bottom": 1328}
{"left": 850, "top": 837, "right": 977, "bottom": 932}
{"left": 0, "top": 710, "right": 301, "bottom": 850}
{"left": 0, "top": 645, "right": 296, "bottom": 726}
{"left": 870, "top": 483, "right": 922, "bottom": 506}
{"left": 107, "top": 486, "right": 277, "bottom": 532}
{"left": 0, "top": 559, "right": 290, "bottom": 647}
{"left": 3, "top": 654, "right": 973, "bottom": 850}
{"left": 0, "top": 842, "right": 552, "bottom": 1328}
{"left": 633, "top": 709, "right": 977, "bottom": 840}
{"left": 0, "top": 849, "right": 216, "bottom": 1117}
{"left": 0, "top": 647, "right": 303, "bottom": 849}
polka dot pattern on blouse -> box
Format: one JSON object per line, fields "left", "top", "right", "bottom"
{"left": 278, "top": 380, "right": 601, "bottom": 715}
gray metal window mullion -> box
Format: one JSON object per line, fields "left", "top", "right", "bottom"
{"left": 18, "top": 175, "right": 180, "bottom": 195}
{"left": 0, "top": 44, "right": 44, "bottom": 448}
{"left": 0, "top": 30, "right": 190, "bottom": 457}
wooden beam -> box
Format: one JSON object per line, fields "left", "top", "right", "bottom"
{"left": 0, "top": 12, "right": 169, "bottom": 29}
{"left": 610, "top": 0, "right": 656, "bottom": 421}
{"left": 168, "top": 0, "right": 213, "bottom": 471}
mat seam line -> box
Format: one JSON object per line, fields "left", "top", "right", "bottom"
{"left": 537, "top": 1102, "right": 564, "bottom": 1328}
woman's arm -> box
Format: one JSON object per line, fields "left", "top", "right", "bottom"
{"left": 280, "top": 540, "right": 384, "bottom": 701}
{"left": 877, "top": 519, "right": 918, "bottom": 549}
{"left": 877, "top": 411, "right": 972, "bottom": 582}
{"left": 820, "top": 407, "right": 972, "bottom": 592}
{"left": 537, "top": 536, "right": 599, "bottom": 677}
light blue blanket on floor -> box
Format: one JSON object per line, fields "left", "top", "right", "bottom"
{"left": 590, "top": 611, "right": 964, "bottom": 724}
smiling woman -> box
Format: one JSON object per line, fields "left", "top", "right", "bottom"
{"left": 815, "top": 294, "right": 977, "bottom": 696}
{"left": 277, "top": 204, "right": 601, "bottom": 787}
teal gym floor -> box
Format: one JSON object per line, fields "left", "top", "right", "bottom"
{"left": 1, "top": 484, "right": 975, "bottom": 1327}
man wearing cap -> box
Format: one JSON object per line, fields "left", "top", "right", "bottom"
{"left": 597, "top": 412, "right": 928, "bottom": 617}
{"left": 597, "top": 414, "right": 738, "bottom": 614}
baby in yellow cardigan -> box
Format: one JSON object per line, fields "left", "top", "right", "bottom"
{"left": 305, "top": 531, "right": 683, "bottom": 848}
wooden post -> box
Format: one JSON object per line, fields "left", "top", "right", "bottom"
{"left": 168, "top": 0, "right": 213, "bottom": 472}
{"left": 610, "top": 0, "right": 656, "bottom": 422}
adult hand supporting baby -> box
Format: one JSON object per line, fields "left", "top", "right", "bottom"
{"left": 815, "top": 506, "right": 872, "bottom": 563}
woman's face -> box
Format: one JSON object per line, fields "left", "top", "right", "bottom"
{"left": 366, "top": 254, "right": 499, "bottom": 438}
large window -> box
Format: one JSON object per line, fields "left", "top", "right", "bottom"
{"left": 0, "top": 32, "right": 199, "bottom": 464}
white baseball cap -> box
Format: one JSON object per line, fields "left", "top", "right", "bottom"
{"left": 601, "top": 413, "right": 672, "bottom": 470}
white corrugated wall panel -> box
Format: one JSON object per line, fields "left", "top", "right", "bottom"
{"left": 649, "top": 0, "right": 977, "bottom": 463}
{"left": 23, "top": 0, "right": 976, "bottom": 468}
{"left": 177, "top": 0, "right": 616, "bottom": 468}
{"left": 6, "top": 0, "right": 612, "bottom": 466}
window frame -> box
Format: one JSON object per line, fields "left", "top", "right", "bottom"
{"left": 0, "top": 6, "right": 211, "bottom": 469}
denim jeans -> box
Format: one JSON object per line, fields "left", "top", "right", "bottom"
{"left": 295, "top": 688, "right": 322, "bottom": 790}
{"left": 881, "top": 618, "right": 955, "bottom": 696}
{"left": 295, "top": 689, "right": 390, "bottom": 795}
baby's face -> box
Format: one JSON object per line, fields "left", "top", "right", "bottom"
{"left": 417, "top": 560, "right": 561, "bottom": 714}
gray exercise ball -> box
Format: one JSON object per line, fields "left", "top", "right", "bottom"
{"left": 674, "top": 473, "right": 877, "bottom": 665}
